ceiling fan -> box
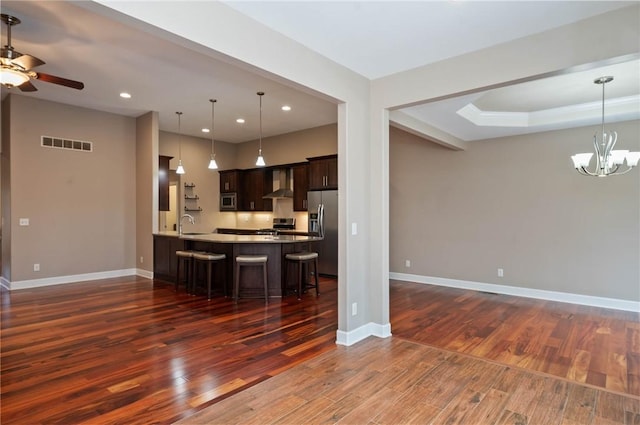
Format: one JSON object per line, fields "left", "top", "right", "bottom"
{"left": 1, "top": 14, "right": 84, "bottom": 91}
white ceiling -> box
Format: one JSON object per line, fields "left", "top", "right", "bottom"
{"left": 1, "top": 1, "right": 638, "bottom": 144}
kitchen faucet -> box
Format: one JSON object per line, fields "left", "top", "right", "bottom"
{"left": 179, "top": 214, "right": 195, "bottom": 235}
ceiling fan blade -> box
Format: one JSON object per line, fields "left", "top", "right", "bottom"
{"left": 18, "top": 80, "right": 37, "bottom": 92}
{"left": 12, "top": 54, "right": 45, "bottom": 70}
{"left": 36, "top": 72, "right": 84, "bottom": 90}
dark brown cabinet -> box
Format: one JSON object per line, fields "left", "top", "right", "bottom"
{"left": 240, "top": 168, "right": 273, "bottom": 211}
{"left": 219, "top": 170, "right": 240, "bottom": 193}
{"left": 153, "top": 235, "right": 184, "bottom": 282}
{"left": 308, "top": 155, "right": 337, "bottom": 190}
{"left": 158, "top": 155, "right": 172, "bottom": 211}
{"left": 293, "top": 163, "right": 309, "bottom": 211}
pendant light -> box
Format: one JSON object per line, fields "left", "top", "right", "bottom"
{"left": 256, "top": 91, "right": 266, "bottom": 167}
{"left": 208, "top": 99, "right": 219, "bottom": 170}
{"left": 175, "top": 111, "right": 185, "bottom": 175}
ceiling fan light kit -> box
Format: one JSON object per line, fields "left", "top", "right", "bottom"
{"left": 571, "top": 76, "right": 639, "bottom": 177}
{"left": 1, "top": 14, "right": 84, "bottom": 91}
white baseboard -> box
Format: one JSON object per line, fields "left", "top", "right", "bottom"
{"left": 390, "top": 272, "right": 640, "bottom": 313}
{"left": 5, "top": 268, "right": 145, "bottom": 290}
{"left": 136, "top": 268, "right": 154, "bottom": 279}
{"left": 336, "top": 322, "right": 392, "bottom": 346}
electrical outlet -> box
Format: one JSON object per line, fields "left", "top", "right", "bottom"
{"left": 351, "top": 302, "right": 357, "bottom": 316}
{"left": 405, "top": 260, "right": 411, "bottom": 268}
{"left": 498, "top": 268, "right": 504, "bottom": 277}
{"left": 19, "top": 218, "right": 30, "bottom": 226}
{"left": 140, "top": 256, "right": 144, "bottom": 264}
{"left": 34, "top": 263, "right": 40, "bottom": 272}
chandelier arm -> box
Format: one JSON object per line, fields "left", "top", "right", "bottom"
{"left": 578, "top": 166, "right": 598, "bottom": 176}
{"left": 592, "top": 134, "right": 603, "bottom": 174}
{"left": 611, "top": 165, "right": 633, "bottom": 175}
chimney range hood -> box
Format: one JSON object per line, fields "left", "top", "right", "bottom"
{"left": 263, "top": 168, "right": 293, "bottom": 199}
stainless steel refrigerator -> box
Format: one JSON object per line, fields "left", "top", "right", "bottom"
{"left": 307, "top": 190, "right": 338, "bottom": 276}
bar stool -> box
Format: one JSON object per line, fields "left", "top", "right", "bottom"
{"left": 234, "top": 255, "right": 268, "bottom": 304}
{"left": 284, "top": 252, "right": 319, "bottom": 300}
{"left": 192, "top": 252, "right": 227, "bottom": 300}
{"left": 175, "top": 250, "right": 196, "bottom": 293}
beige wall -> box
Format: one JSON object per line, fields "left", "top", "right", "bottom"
{"left": 1, "top": 96, "right": 11, "bottom": 281}
{"left": 136, "top": 112, "right": 158, "bottom": 275}
{"left": 390, "top": 121, "right": 640, "bottom": 301}
{"left": 6, "top": 95, "right": 137, "bottom": 283}
{"left": 235, "top": 124, "right": 337, "bottom": 169}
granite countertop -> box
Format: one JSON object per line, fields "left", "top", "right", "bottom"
{"left": 154, "top": 231, "right": 321, "bottom": 244}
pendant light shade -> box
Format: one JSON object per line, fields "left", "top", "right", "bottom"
{"left": 175, "top": 111, "right": 185, "bottom": 175}
{"left": 208, "top": 99, "right": 218, "bottom": 170}
{"left": 256, "top": 91, "right": 266, "bottom": 167}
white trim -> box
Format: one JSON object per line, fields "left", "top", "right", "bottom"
{"left": 136, "top": 268, "right": 154, "bottom": 279}
{"left": 1, "top": 276, "right": 10, "bottom": 290}
{"left": 390, "top": 272, "right": 640, "bottom": 313}
{"left": 5, "top": 269, "right": 141, "bottom": 290}
{"left": 457, "top": 95, "right": 640, "bottom": 128}
{"left": 336, "top": 322, "right": 392, "bottom": 346}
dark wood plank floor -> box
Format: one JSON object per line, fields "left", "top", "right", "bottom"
{"left": 179, "top": 337, "right": 640, "bottom": 425}
{"left": 2, "top": 276, "right": 638, "bottom": 424}
{"left": 390, "top": 280, "right": 640, "bottom": 397}
{"left": 1, "top": 276, "right": 338, "bottom": 424}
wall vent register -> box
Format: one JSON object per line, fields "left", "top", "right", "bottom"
{"left": 41, "top": 136, "right": 92, "bottom": 152}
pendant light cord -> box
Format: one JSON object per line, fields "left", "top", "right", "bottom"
{"left": 258, "top": 92, "right": 264, "bottom": 153}
{"left": 210, "top": 99, "right": 216, "bottom": 156}
{"left": 176, "top": 111, "right": 183, "bottom": 159}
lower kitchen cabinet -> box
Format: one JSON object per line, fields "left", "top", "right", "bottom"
{"left": 153, "top": 235, "right": 184, "bottom": 282}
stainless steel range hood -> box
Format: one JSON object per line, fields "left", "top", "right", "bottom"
{"left": 263, "top": 168, "right": 293, "bottom": 199}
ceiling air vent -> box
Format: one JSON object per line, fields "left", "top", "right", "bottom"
{"left": 41, "top": 136, "right": 92, "bottom": 152}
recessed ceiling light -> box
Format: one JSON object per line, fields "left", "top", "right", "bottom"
{"left": 281, "top": 105, "right": 291, "bottom": 111}
{"left": 119, "top": 92, "right": 131, "bottom": 99}
{"left": 201, "top": 128, "right": 210, "bottom": 133}
{"left": 236, "top": 118, "right": 245, "bottom": 124}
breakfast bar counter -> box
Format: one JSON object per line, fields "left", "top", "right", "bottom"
{"left": 153, "top": 232, "right": 322, "bottom": 298}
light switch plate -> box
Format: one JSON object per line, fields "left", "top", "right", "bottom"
{"left": 19, "top": 218, "right": 30, "bottom": 226}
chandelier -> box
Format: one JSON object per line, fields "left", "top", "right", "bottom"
{"left": 571, "top": 76, "right": 639, "bottom": 177}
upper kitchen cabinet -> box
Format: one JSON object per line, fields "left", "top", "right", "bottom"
{"left": 241, "top": 168, "right": 273, "bottom": 211}
{"left": 307, "top": 155, "right": 337, "bottom": 190}
{"left": 159, "top": 155, "right": 173, "bottom": 211}
{"left": 219, "top": 169, "right": 241, "bottom": 193}
{"left": 293, "top": 163, "right": 309, "bottom": 211}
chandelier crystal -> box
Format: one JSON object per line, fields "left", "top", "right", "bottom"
{"left": 571, "top": 76, "right": 639, "bottom": 177}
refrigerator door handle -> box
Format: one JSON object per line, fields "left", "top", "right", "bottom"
{"left": 318, "top": 204, "right": 325, "bottom": 238}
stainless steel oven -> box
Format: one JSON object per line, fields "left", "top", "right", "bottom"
{"left": 220, "top": 192, "right": 237, "bottom": 210}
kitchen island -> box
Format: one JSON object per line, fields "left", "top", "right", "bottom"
{"left": 153, "top": 232, "right": 322, "bottom": 299}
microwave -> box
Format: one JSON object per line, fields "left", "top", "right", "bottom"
{"left": 220, "top": 192, "right": 237, "bottom": 210}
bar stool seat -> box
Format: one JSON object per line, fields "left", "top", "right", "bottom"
{"left": 234, "top": 255, "right": 268, "bottom": 304}
{"left": 192, "top": 252, "right": 227, "bottom": 300}
{"left": 284, "top": 251, "right": 319, "bottom": 300}
{"left": 175, "top": 250, "right": 198, "bottom": 293}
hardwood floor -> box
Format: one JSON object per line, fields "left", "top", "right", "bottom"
{"left": 390, "top": 280, "right": 640, "bottom": 397}
{"left": 179, "top": 337, "right": 640, "bottom": 425}
{"left": 0, "top": 276, "right": 338, "bottom": 424}
{"left": 1, "top": 276, "right": 638, "bottom": 424}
